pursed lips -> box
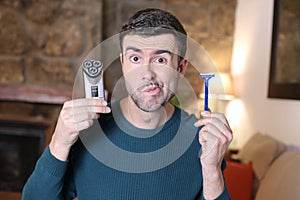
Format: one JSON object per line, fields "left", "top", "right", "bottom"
{"left": 140, "top": 82, "right": 163, "bottom": 94}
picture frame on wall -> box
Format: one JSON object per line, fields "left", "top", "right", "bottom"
{"left": 268, "top": 0, "right": 300, "bottom": 100}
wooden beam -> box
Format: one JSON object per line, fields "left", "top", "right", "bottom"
{"left": 0, "top": 84, "right": 72, "bottom": 104}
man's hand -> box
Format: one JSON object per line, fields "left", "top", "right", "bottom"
{"left": 194, "top": 111, "right": 233, "bottom": 199}
{"left": 49, "top": 98, "right": 111, "bottom": 161}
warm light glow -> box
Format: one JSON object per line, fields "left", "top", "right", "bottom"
{"left": 231, "top": 44, "right": 247, "bottom": 76}
{"left": 226, "top": 99, "right": 244, "bottom": 123}
{"left": 219, "top": 73, "right": 234, "bottom": 98}
{"left": 226, "top": 99, "right": 244, "bottom": 134}
{"left": 225, "top": 99, "right": 245, "bottom": 148}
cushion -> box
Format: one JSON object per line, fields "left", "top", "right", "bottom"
{"left": 237, "top": 133, "right": 285, "bottom": 180}
{"left": 224, "top": 161, "right": 253, "bottom": 200}
{"left": 255, "top": 151, "right": 300, "bottom": 200}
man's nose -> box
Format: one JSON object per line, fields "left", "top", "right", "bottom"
{"left": 142, "top": 63, "right": 156, "bottom": 80}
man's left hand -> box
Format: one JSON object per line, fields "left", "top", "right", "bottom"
{"left": 194, "top": 111, "right": 233, "bottom": 167}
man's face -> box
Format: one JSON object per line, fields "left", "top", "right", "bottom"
{"left": 121, "top": 34, "right": 185, "bottom": 112}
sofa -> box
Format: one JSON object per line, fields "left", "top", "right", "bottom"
{"left": 224, "top": 132, "right": 300, "bottom": 200}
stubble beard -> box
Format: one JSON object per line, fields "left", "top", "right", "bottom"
{"left": 130, "top": 84, "right": 175, "bottom": 112}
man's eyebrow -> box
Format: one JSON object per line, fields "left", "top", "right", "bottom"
{"left": 125, "top": 47, "right": 173, "bottom": 56}
{"left": 153, "top": 49, "right": 172, "bottom": 56}
{"left": 125, "top": 46, "right": 141, "bottom": 52}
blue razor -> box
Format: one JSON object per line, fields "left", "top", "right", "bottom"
{"left": 199, "top": 73, "right": 215, "bottom": 111}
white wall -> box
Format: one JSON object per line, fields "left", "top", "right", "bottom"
{"left": 227, "top": 0, "right": 300, "bottom": 148}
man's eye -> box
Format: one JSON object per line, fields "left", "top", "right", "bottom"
{"left": 154, "top": 57, "right": 167, "bottom": 64}
{"left": 130, "top": 56, "right": 140, "bottom": 63}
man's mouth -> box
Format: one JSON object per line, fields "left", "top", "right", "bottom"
{"left": 140, "top": 82, "right": 163, "bottom": 94}
{"left": 144, "top": 86, "right": 161, "bottom": 94}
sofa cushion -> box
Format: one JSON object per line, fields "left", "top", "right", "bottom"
{"left": 224, "top": 161, "right": 253, "bottom": 200}
{"left": 237, "top": 133, "right": 285, "bottom": 180}
{"left": 255, "top": 151, "right": 300, "bottom": 200}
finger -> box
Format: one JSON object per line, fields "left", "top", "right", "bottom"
{"left": 69, "top": 106, "right": 111, "bottom": 115}
{"left": 199, "top": 130, "right": 219, "bottom": 145}
{"left": 72, "top": 112, "right": 100, "bottom": 123}
{"left": 73, "top": 120, "right": 94, "bottom": 132}
{"left": 195, "top": 113, "right": 232, "bottom": 135}
{"left": 194, "top": 117, "right": 222, "bottom": 130}
{"left": 201, "top": 112, "right": 231, "bottom": 131}
{"left": 199, "top": 131, "right": 219, "bottom": 155}
{"left": 200, "top": 125, "right": 228, "bottom": 145}
{"left": 197, "top": 117, "right": 226, "bottom": 134}
{"left": 64, "top": 98, "right": 108, "bottom": 108}
{"left": 200, "top": 122, "right": 222, "bottom": 138}
{"left": 195, "top": 120, "right": 233, "bottom": 146}
{"left": 199, "top": 130, "right": 230, "bottom": 160}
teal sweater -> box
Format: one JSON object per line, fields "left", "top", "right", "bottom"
{"left": 22, "top": 103, "right": 230, "bottom": 200}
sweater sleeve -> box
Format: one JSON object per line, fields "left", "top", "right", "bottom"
{"left": 214, "top": 186, "right": 231, "bottom": 200}
{"left": 21, "top": 146, "right": 76, "bottom": 200}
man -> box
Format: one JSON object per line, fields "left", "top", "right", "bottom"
{"left": 22, "top": 8, "right": 232, "bottom": 200}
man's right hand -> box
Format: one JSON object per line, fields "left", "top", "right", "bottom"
{"left": 49, "top": 98, "right": 111, "bottom": 161}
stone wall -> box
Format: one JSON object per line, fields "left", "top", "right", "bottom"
{"left": 0, "top": 0, "right": 102, "bottom": 88}
{"left": 103, "top": 0, "right": 237, "bottom": 96}
{"left": 0, "top": 0, "right": 236, "bottom": 120}
{"left": 0, "top": 0, "right": 102, "bottom": 120}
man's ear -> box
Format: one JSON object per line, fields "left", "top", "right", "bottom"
{"left": 120, "top": 53, "right": 123, "bottom": 63}
{"left": 178, "top": 58, "right": 188, "bottom": 76}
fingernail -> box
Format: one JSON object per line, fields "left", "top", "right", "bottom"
{"left": 201, "top": 111, "right": 209, "bottom": 116}
{"left": 102, "top": 101, "right": 107, "bottom": 106}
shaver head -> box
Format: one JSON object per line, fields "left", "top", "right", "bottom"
{"left": 83, "top": 60, "right": 103, "bottom": 78}
{"left": 83, "top": 59, "right": 103, "bottom": 85}
{"left": 82, "top": 59, "right": 105, "bottom": 99}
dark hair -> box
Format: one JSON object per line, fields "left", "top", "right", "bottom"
{"left": 120, "top": 8, "right": 187, "bottom": 59}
